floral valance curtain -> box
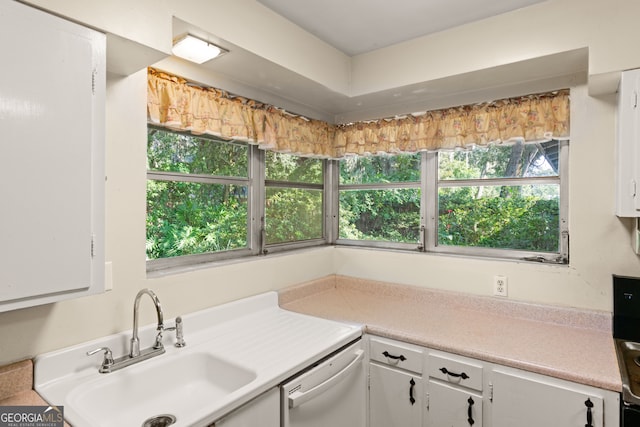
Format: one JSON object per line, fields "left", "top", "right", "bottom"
{"left": 147, "top": 68, "right": 570, "bottom": 158}
{"left": 334, "top": 91, "right": 569, "bottom": 157}
{"left": 147, "top": 68, "right": 336, "bottom": 157}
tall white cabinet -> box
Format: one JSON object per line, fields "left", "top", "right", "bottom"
{"left": 0, "top": 0, "right": 106, "bottom": 311}
{"left": 617, "top": 68, "right": 640, "bottom": 217}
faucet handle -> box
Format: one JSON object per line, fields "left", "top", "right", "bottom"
{"left": 87, "top": 347, "right": 114, "bottom": 373}
{"left": 162, "top": 316, "right": 186, "bottom": 348}
{"left": 175, "top": 316, "right": 186, "bottom": 348}
{"left": 153, "top": 328, "right": 165, "bottom": 350}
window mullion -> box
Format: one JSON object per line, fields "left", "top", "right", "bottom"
{"left": 326, "top": 159, "right": 339, "bottom": 244}
{"left": 339, "top": 181, "right": 420, "bottom": 190}
{"left": 437, "top": 175, "right": 560, "bottom": 188}
{"left": 147, "top": 171, "right": 249, "bottom": 186}
{"left": 559, "top": 140, "right": 570, "bottom": 263}
{"left": 249, "top": 145, "right": 265, "bottom": 255}
{"left": 425, "top": 152, "right": 438, "bottom": 252}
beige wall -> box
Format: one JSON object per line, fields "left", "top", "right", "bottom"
{"left": 2, "top": 0, "right": 640, "bottom": 366}
{"left": 334, "top": 85, "right": 640, "bottom": 310}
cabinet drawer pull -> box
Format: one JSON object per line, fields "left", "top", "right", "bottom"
{"left": 585, "top": 398, "right": 594, "bottom": 427}
{"left": 440, "top": 367, "right": 469, "bottom": 379}
{"left": 382, "top": 350, "right": 407, "bottom": 361}
{"left": 409, "top": 378, "right": 416, "bottom": 405}
{"left": 467, "top": 396, "right": 475, "bottom": 425}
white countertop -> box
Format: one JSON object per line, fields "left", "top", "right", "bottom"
{"left": 34, "top": 292, "right": 362, "bottom": 427}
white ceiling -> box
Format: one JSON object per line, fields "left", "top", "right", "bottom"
{"left": 159, "top": 0, "right": 586, "bottom": 125}
{"left": 257, "top": 0, "right": 545, "bottom": 56}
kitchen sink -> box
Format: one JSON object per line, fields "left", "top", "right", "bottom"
{"left": 65, "top": 352, "right": 256, "bottom": 427}
{"left": 615, "top": 339, "right": 640, "bottom": 406}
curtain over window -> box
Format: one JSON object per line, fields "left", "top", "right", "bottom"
{"left": 147, "top": 68, "right": 569, "bottom": 158}
{"left": 147, "top": 68, "right": 336, "bottom": 157}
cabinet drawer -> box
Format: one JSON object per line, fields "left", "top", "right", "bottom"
{"left": 427, "top": 353, "right": 483, "bottom": 391}
{"left": 370, "top": 337, "right": 423, "bottom": 374}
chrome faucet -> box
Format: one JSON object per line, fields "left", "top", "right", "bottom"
{"left": 87, "top": 288, "right": 185, "bottom": 373}
{"left": 130, "top": 288, "right": 164, "bottom": 357}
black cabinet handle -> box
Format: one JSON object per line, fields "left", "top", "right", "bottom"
{"left": 440, "top": 367, "right": 469, "bottom": 380}
{"left": 382, "top": 350, "right": 406, "bottom": 361}
{"left": 467, "top": 396, "right": 475, "bottom": 425}
{"left": 409, "top": 378, "right": 416, "bottom": 405}
{"left": 585, "top": 398, "right": 594, "bottom": 427}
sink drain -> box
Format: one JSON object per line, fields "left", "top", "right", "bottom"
{"left": 142, "top": 414, "right": 176, "bottom": 427}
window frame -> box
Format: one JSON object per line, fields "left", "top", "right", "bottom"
{"left": 331, "top": 155, "right": 423, "bottom": 251}
{"left": 262, "top": 153, "right": 328, "bottom": 255}
{"left": 146, "top": 124, "right": 569, "bottom": 272}
{"left": 425, "top": 141, "right": 569, "bottom": 263}
{"left": 146, "top": 126, "right": 330, "bottom": 273}
{"left": 335, "top": 141, "right": 569, "bottom": 264}
{"left": 146, "top": 127, "right": 260, "bottom": 273}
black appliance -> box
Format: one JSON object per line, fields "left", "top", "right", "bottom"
{"left": 613, "top": 274, "right": 640, "bottom": 426}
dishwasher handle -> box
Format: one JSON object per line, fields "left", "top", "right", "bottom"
{"left": 288, "top": 349, "right": 364, "bottom": 409}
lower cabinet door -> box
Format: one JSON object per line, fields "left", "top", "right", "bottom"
{"left": 491, "top": 370, "right": 603, "bottom": 427}
{"left": 426, "top": 380, "right": 483, "bottom": 427}
{"left": 369, "top": 363, "right": 423, "bottom": 427}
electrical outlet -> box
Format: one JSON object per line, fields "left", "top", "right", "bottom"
{"left": 493, "top": 275, "right": 508, "bottom": 297}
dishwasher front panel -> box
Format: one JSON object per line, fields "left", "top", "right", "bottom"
{"left": 281, "top": 340, "right": 366, "bottom": 427}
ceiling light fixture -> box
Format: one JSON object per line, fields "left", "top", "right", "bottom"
{"left": 172, "top": 34, "right": 228, "bottom": 64}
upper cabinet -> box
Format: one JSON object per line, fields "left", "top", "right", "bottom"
{"left": 616, "top": 69, "right": 640, "bottom": 217}
{"left": 0, "top": 0, "right": 106, "bottom": 311}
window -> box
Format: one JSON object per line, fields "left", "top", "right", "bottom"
{"left": 146, "top": 127, "right": 327, "bottom": 271}
{"left": 146, "top": 127, "right": 253, "bottom": 269}
{"left": 338, "top": 141, "right": 569, "bottom": 263}
{"left": 147, "top": 125, "right": 568, "bottom": 269}
{"left": 264, "top": 152, "right": 325, "bottom": 250}
{"left": 429, "top": 141, "right": 568, "bottom": 262}
{"left": 337, "top": 153, "right": 422, "bottom": 249}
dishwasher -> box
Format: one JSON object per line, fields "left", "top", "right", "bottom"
{"left": 281, "top": 339, "right": 366, "bottom": 427}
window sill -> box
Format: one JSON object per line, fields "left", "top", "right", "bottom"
{"left": 146, "top": 245, "right": 333, "bottom": 279}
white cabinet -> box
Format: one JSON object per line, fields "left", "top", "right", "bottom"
{"left": 0, "top": 0, "right": 105, "bottom": 311}
{"left": 616, "top": 68, "right": 640, "bottom": 216}
{"left": 213, "top": 388, "right": 279, "bottom": 427}
{"left": 366, "top": 335, "right": 619, "bottom": 427}
{"left": 427, "top": 381, "right": 482, "bottom": 427}
{"left": 369, "top": 337, "right": 423, "bottom": 427}
{"left": 370, "top": 363, "right": 423, "bottom": 427}
{"left": 426, "top": 352, "right": 484, "bottom": 427}
{"left": 491, "top": 367, "right": 607, "bottom": 427}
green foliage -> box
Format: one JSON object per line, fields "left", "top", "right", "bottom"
{"left": 148, "top": 128, "right": 248, "bottom": 177}
{"left": 435, "top": 143, "right": 561, "bottom": 252}
{"left": 265, "top": 152, "right": 324, "bottom": 244}
{"left": 146, "top": 180, "right": 247, "bottom": 259}
{"left": 265, "top": 188, "right": 323, "bottom": 244}
{"left": 338, "top": 144, "right": 561, "bottom": 252}
{"left": 340, "top": 153, "right": 421, "bottom": 184}
{"left": 266, "top": 152, "right": 323, "bottom": 183}
{"left": 147, "top": 130, "right": 327, "bottom": 259}
{"left": 146, "top": 129, "right": 250, "bottom": 260}
{"left": 147, "top": 126, "right": 562, "bottom": 259}
{"left": 438, "top": 190, "right": 559, "bottom": 252}
{"left": 339, "top": 189, "right": 420, "bottom": 242}
{"left": 339, "top": 153, "right": 421, "bottom": 243}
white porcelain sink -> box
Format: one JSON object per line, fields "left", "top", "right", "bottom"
{"left": 65, "top": 352, "right": 256, "bottom": 427}
{"left": 35, "top": 293, "right": 362, "bottom": 427}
